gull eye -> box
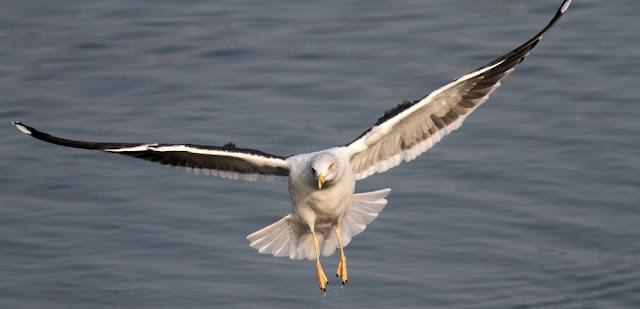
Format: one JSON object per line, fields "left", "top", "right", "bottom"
{"left": 329, "top": 163, "right": 335, "bottom": 170}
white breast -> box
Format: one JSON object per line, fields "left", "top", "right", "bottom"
{"left": 286, "top": 148, "right": 355, "bottom": 226}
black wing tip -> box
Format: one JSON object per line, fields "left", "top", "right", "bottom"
{"left": 548, "top": 0, "right": 572, "bottom": 28}
{"left": 559, "top": 0, "right": 572, "bottom": 15}
{"left": 12, "top": 121, "right": 33, "bottom": 135}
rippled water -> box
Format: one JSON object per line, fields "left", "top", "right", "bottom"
{"left": 2, "top": 1, "right": 640, "bottom": 308}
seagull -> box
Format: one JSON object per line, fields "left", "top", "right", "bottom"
{"left": 13, "top": 0, "right": 571, "bottom": 292}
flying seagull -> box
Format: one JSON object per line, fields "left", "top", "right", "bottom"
{"left": 13, "top": 0, "right": 571, "bottom": 292}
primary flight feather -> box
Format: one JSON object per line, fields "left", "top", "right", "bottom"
{"left": 13, "top": 0, "right": 571, "bottom": 292}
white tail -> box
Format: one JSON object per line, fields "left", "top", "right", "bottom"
{"left": 247, "top": 188, "right": 391, "bottom": 260}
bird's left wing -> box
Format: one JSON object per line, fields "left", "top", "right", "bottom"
{"left": 346, "top": 0, "right": 571, "bottom": 180}
{"left": 13, "top": 122, "right": 289, "bottom": 181}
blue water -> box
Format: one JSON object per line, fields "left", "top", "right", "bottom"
{"left": 2, "top": 1, "right": 640, "bottom": 308}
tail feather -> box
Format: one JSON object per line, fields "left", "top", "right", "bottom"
{"left": 248, "top": 216, "right": 286, "bottom": 241}
{"left": 247, "top": 188, "right": 391, "bottom": 260}
{"left": 247, "top": 215, "right": 293, "bottom": 256}
{"left": 260, "top": 225, "right": 289, "bottom": 255}
{"left": 351, "top": 189, "right": 392, "bottom": 202}
{"left": 340, "top": 188, "right": 391, "bottom": 246}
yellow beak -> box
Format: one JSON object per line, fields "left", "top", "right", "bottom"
{"left": 317, "top": 174, "right": 326, "bottom": 189}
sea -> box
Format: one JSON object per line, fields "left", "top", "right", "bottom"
{"left": 1, "top": 1, "right": 639, "bottom": 308}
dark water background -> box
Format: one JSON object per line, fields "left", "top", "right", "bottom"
{"left": 2, "top": 1, "right": 639, "bottom": 308}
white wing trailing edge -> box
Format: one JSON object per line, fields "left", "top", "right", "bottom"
{"left": 346, "top": 0, "right": 572, "bottom": 180}
{"left": 12, "top": 121, "right": 289, "bottom": 181}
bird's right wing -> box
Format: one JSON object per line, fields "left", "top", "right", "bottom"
{"left": 13, "top": 122, "right": 289, "bottom": 181}
{"left": 345, "top": 0, "right": 571, "bottom": 180}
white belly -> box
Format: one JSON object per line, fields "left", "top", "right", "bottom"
{"left": 247, "top": 148, "right": 390, "bottom": 260}
{"left": 303, "top": 176, "right": 354, "bottom": 223}
{"left": 286, "top": 148, "right": 355, "bottom": 228}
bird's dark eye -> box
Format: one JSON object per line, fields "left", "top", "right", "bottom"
{"left": 329, "top": 163, "right": 335, "bottom": 170}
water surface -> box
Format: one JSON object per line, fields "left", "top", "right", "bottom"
{"left": 2, "top": 1, "right": 640, "bottom": 308}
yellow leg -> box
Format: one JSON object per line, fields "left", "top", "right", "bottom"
{"left": 335, "top": 225, "right": 348, "bottom": 285}
{"left": 312, "top": 232, "right": 328, "bottom": 292}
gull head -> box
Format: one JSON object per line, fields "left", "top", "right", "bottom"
{"left": 310, "top": 152, "right": 339, "bottom": 189}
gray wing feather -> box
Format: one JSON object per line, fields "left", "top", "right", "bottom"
{"left": 346, "top": 0, "right": 571, "bottom": 180}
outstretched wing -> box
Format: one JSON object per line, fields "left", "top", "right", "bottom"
{"left": 346, "top": 0, "right": 571, "bottom": 180}
{"left": 13, "top": 122, "right": 289, "bottom": 181}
